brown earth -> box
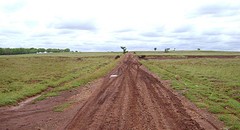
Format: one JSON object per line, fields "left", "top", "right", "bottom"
{"left": 0, "top": 53, "right": 224, "bottom": 130}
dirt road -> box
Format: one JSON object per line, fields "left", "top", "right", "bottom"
{"left": 64, "top": 53, "right": 223, "bottom": 130}
{"left": 0, "top": 53, "right": 223, "bottom": 130}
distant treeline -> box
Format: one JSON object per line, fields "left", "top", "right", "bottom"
{"left": 0, "top": 48, "right": 70, "bottom": 55}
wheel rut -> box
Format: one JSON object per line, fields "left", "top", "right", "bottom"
{"left": 0, "top": 53, "right": 224, "bottom": 130}
{"left": 64, "top": 53, "right": 223, "bottom": 130}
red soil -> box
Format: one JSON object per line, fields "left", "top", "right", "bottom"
{"left": 0, "top": 53, "right": 224, "bottom": 130}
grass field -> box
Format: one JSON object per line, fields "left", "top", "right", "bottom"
{"left": 136, "top": 50, "right": 240, "bottom": 56}
{"left": 142, "top": 56, "right": 240, "bottom": 130}
{"left": 0, "top": 53, "right": 120, "bottom": 106}
{"left": 1, "top": 51, "right": 240, "bottom": 129}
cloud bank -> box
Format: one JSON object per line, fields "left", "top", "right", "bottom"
{"left": 0, "top": 0, "right": 240, "bottom": 51}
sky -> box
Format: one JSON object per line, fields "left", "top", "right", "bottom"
{"left": 0, "top": 0, "right": 240, "bottom": 52}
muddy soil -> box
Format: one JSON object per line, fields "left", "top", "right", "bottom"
{"left": 0, "top": 79, "right": 101, "bottom": 130}
{"left": 0, "top": 53, "right": 224, "bottom": 130}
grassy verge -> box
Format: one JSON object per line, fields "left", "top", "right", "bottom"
{"left": 0, "top": 53, "right": 120, "bottom": 106}
{"left": 36, "top": 55, "right": 119, "bottom": 101}
{"left": 142, "top": 57, "right": 240, "bottom": 130}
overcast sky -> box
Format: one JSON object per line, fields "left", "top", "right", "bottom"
{"left": 0, "top": 0, "right": 240, "bottom": 51}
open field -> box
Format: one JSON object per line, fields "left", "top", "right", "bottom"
{"left": 1, "top": 51, "right": 239, "bottom": 129}
{"left": 0, "top": 52, "right": 122, "bottom": 57}
{"left": 0, "top": 53, "right": 223, "bottom": 130}
{"left": 141, "top": 55, "right": 240, "bottom": 130}
{"left": 0, "top": 53, "right": 120, "bottom": 106}
{"left": 136, "top": 50, "right": 240, "bottom": 56}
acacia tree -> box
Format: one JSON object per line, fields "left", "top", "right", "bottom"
{"left": 120, "top": 46, "right": 127, "bottom": 54}
{"left": 164, "top": 48, "right": 170, "bottom": 53}
{"left": 154, "top": 48, "right": 157, "bottom": 51}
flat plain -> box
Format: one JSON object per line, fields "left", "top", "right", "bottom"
{"left": 0, "top": 51, "right": 239, "bottom": 130}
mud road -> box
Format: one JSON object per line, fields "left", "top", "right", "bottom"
{"left": 0, "top": 53, "right": 223, "bottom": 130}
{"left": 65, "top": 53, "right": 223, "bottom": 130}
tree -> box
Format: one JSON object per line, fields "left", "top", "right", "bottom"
{"left": 29, "top": 48, "right": 38, "bottom": 53}
{"left": 64, "top": 48, "right": 70, "bottom": 52}
{"left": 120, "top": 46, "right": 127, "bottom": 54}
{"left": 197, "top": 48, "right": 201, "bottom": 51}
{"left": 38, "top": 48, "right": 46, "bottom": 52}
{"left": 164, "top": 48, "right": 170, "bottom": 53}
{"left": 0, "top": 48, "right": 3, "bottom": 55}
{"left": 46, "top": 48, "right": 52, "bottom": 53}
{"left": 154, "top": 48, "right": 157, "bottom": 51}
{"left": 0, "top": 48, "right": 71, "bottom": 55}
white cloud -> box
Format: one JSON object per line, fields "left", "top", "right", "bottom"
{"left": 0, "top": 0, "right": 240, "bottom": 51}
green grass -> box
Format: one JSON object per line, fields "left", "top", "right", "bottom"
{"left": 0, "top": 52, "right": 120, "bottom": 106}
{"left": 0, "top": 52, "right": 122, "bottom": 57}
{"left": 142, "top": 57, "right": 240, "bottom": 130}
{"left": 135, "top": 50, "right": 240, "bottom": 56}
{"left": 34, "top": 92, "right": 59, "bottom": 101}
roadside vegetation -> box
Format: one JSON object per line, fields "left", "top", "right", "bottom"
{"left": 0, "top": 53, "right": 120, "bottom": 106}
{"left": 142, "top": 56, "right": 240, "bottom": 130}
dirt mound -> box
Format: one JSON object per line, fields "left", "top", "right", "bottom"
{"left": 0, "top": 53, "right": 224, "bottom": 130}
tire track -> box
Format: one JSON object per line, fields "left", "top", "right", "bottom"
{"left": 64, "top": 53, "right": 224, "bottom": 130}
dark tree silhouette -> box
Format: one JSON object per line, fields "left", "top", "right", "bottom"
{"left": 120, "top": 46, "right": 127, "bottom": 54}
{"left": 164, "top": 48, "right": 170, "bottom": 53}
{"left": 0, "top": 48, "right": 71, "bottom": 55}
